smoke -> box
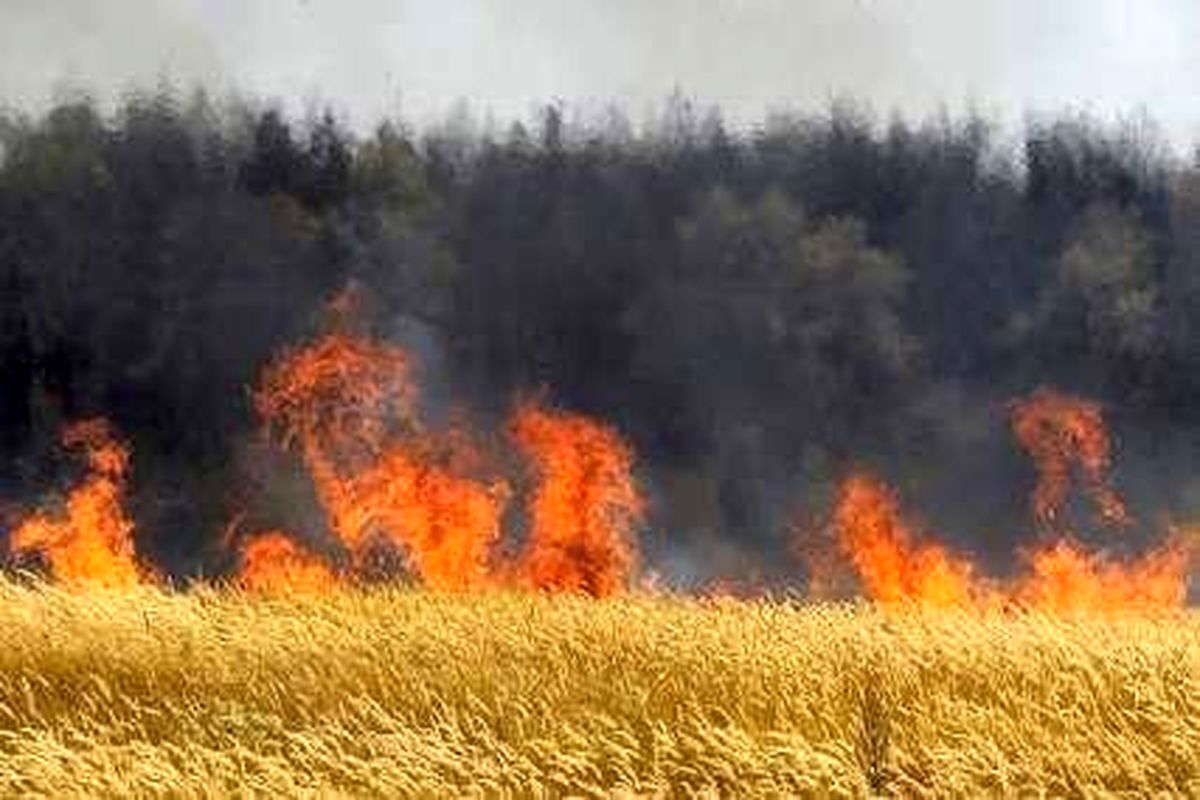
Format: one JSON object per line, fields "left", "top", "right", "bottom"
{"left": 4, "top": 0, "right": 1200, "bottom": 147}
{"left": 1, "top": 1, "right": 1198, "bottom": 602}
{"left": 0, "top": 0, "right": 222, "bottom": 109}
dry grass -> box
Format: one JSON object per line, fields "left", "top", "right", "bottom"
{"left": 0, "top": 580, "right": 1197, "bottom": 798}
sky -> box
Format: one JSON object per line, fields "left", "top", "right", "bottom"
{"left": 1, "top": 0, "right": 1197, "bottom": 148}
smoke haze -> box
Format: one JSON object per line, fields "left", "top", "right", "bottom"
{"left": 0, "top": 1, "right": 1197, "bottom": 598}
{"left": 3, "top": 1, "right": 1199, "bottom": 146}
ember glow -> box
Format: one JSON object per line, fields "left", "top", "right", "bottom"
{"left": 9, "top": 419, "right": 145, "bottom": 588}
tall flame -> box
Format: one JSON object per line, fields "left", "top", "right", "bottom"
{"left": 255, "top": 332, "right": 417, "bottom": 484}
{"left": 252, "top": 332, "right": 507, "bottom": 590}
{"left": 824, "top": 472, "right": 1193, "bottom": 613}
{"left": 1010, "top": 388, "right": 1128, "bottom": 530}
{"left": 831, "top": 473, "right": 978, "bottom": 608}
{"left": 810, "top": 388, "right": 1195, "bottom": 613}
{"left": 9, "top": 419, "right": 144, "bottom": 588}
{"left": 510, "top": 403, "right": 644, "bottom": 596}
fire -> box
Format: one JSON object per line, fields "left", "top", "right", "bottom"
{"left": 244, "top": 303, "right": 647, "bottom": 596}
{"left": 831, "top": 473, "right": 978, "bottom": 607}
{"left": 239, "top": 532, "right": 337, "bottom": 595}
{"left": 1006, "top": 388, "right": 1193, "bottom": 612}
{"left": 16, "top": 284, "right": 1179, "bottom": 615}
{"left": 1010, "top": 388, "right": 1128, "bottom": 530}
{"left": 814, "top": 389, "right": 1195, "bottom": 614}
{"left": 510, "top": 403, "right": 644, "bottom": 596}
{"left": 1017, "top": 537, "right": 1192, "bottom": 614}
{"left": 326, "top": 444, "right": 509, "bottom": 590}
{"left": 824, "top": 472, "right": 1193, "bottom": 613}
{"left": 254, "top": 332, "right": 417, "bottom": 478}
{"left": 9, "top": 419, "right": 145, "bottom": 588}
{"left": 248, "top": 332, "right": 644, "bottom": 595}
{"left": 253, "top": 332, "right": 507, "bottom": 590}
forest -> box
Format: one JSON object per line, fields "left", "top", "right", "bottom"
{"left": 0, "top": 87, "right": 1197, "bottom": 587}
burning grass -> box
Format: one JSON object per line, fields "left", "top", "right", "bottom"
{"left": 241, "top": 326, "right": 643, "bottom": 596}
{"left": 8, "top": 419, "right": 145, "bottom": 589}
{"left": 0, "top": 580, "right": 1196, "bottom": 797}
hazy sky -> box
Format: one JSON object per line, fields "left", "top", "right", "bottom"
{"left": 1, "top": 0, "right": 1197, "bottom": 146}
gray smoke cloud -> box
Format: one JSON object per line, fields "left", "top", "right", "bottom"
{"left": 2, "top": 0, "right": 1198, "bottom": 146}
{"left": 0, "top": 0, "right": 222, "bottom": 106}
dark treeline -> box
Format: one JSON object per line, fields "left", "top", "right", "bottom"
{"left": 1, "top": 88, "right": 1197, "bottom": 584}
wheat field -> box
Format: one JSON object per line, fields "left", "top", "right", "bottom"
{"left": 0, "top": 579, "right": 1197, "bottom": 798}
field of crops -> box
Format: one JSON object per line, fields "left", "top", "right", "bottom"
{"left": 0, "top": 580, "right": 1197, "bottom": 798}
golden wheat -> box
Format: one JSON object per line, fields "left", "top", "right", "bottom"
{"left": 0, "top": 579, "right": 1196, "bottom": 798}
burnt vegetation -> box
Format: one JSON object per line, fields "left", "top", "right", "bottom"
{"left": 0, "top": 88, "right": 1197, "bottom": 583}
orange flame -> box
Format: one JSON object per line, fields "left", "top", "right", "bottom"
{"left": 9, "top": 419, "right": 145, "bottom": 588}
{"left": 255, "top": 332, "right": 417, "bottom": 476}
{"left": 254, "top": 332, "right": 507, "bottom": 590}
{"left": 238, "top": 531, "right": 338, "bottom": 595}
{"left": 510, "top": 403, "right": 644, "bottom": 596}
{"left": 831, "top": 473, "right": 978, "bottom": 607}
{"left": 824, "top": 472, "right": 1194, "bottom": 613}
{"left": 325, "top": 444, "right": 508, "bottom": 590}
{"left": 812, "top": 388, "right": 1195, "bottom": 614}
{"left": 1010, "top": 388, "right": 1128, "bottom": 530}
{"left": 1017, "top": 536, "right": 1194, "bottom": 614}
